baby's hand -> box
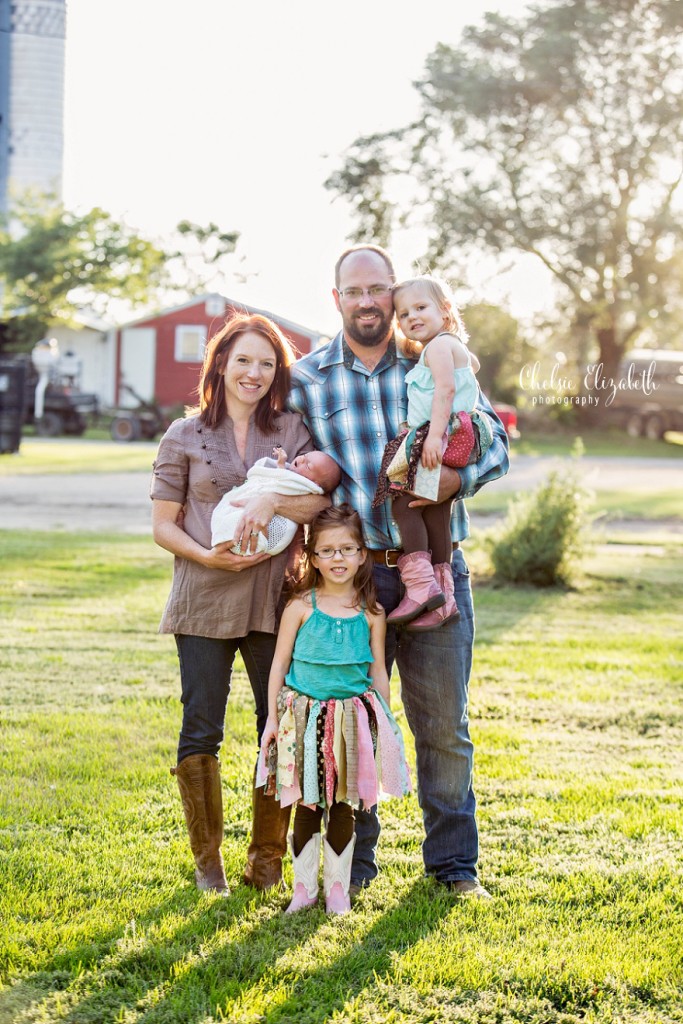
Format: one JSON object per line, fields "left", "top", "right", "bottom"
{"left": 273, "top": 446, "right": 288, "bottom": 468}
{"left": 421, "top": 435, "right": 443, "bottom": 470}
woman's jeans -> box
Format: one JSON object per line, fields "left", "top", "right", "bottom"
{"left": 353, "top": 548, "right": 478, "bottom": 884}
{"left": 174, "top": 632, "right": 276, "bottom": 763}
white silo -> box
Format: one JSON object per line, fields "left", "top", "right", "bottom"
{"left": 0, "top": 0, "right": 66, "bottom": 214}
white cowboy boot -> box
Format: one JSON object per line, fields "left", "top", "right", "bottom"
{"left": 323, "top": 834, "right": 356, "bottom": 915}
{"left": 285, "top": 833, "right": 320, "bottom": 913}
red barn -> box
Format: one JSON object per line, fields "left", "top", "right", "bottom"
{"left": 111, "top": 294, "right": 326, "bottom": 409}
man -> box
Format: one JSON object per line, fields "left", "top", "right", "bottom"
{"left": 287, "top": 244, "right": 510, "bottom": 896}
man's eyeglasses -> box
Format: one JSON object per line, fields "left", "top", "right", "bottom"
{"left": 313, "top": 545, "right": 362, "bottom": 559}
{"left": 337, "top": 286, "right": 392, "bottom": 301}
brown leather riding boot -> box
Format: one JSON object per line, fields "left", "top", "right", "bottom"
{"left": 171, "top": 754, "right": 229, "bottom": 894}
{"left": 243, "top": 777, "right": 291, "bottom": 890}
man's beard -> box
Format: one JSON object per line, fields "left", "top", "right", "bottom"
{"left": 342, "top": 307, "right": 393, "bottom": 347}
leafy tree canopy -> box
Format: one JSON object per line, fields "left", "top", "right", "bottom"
{"left": 0, "top": 195, "right": 168, "bottom": 350}
{"left": 168, "top": 220, "right": 240, "bottom": 293}
{"left": 326, "top": 0, "right": 683, "bottom": 377}
{"left": 0, "top": 196, "right": 240, "bottom": 352}
{"left": 463, "top": 303, "right": 532, "bottom": 404}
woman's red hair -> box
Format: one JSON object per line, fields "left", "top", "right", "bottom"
{"left": 197, "top": 313, "right": 296, "bottom": 432}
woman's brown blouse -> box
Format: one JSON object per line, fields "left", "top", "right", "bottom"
{"left": 150, "top": 412, "right": 313, "bottom": 638}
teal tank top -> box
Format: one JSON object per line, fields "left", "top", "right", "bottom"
{"left": 405, "top": 336, "right": 478, "bottom": 428}
{"left": 285, "top": 590, "right": 373, "bottom": 700}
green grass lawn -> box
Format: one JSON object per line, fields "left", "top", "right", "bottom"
{"left": 513, "top": 427, "right": 683, "bottom": 458}
{"left": 0, "top": 438, "right": 156, "bottom": 476}
{"left": 1, "top": 530, "right": 681, "bottom": 1024}
{"left": 471, "top": 484, "right": 683, "bottom": 520}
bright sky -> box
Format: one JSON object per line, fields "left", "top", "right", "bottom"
{"left": 63, "top": 0, "right": 551, "bottom": 335}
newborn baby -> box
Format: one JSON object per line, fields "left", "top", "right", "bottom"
{"left": 211, "top": 446, "right": 341, "bottom": 555}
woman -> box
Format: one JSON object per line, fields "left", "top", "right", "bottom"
{"left": 151, "top": 313, "right": 327, "bottom": 894}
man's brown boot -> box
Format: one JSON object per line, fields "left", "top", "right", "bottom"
{"left": 243, "top": 776, "right": 291, "bottom": 890}
{"left": 171, "top": 754, "right": 229, "bottom": 894}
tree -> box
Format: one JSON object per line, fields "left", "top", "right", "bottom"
{"left": 167, "top": 219, "right": 240, "bottom": 294}
{"left": 0, "top": 194, "right": 169, "bottom": 351}
{"left": 463, "top": 304, "right": 532, "bottom": 403}
{"left": 0, "top": 196, "right": 241, "bottom": 353}
{"left": 326, "top": 0, "right": 683, "bottom": 379}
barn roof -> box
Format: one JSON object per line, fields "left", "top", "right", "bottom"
{"left": 114, "top": 293, "right": 326, "bottom": 343}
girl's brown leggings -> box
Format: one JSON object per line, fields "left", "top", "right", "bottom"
{"left": 392, "top": 492, "right": 454, "bottom": 563}
{"left": 292, "top": 800, "right": 355, "bottom": 855}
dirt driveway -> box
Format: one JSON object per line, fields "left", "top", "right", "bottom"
{"left": 0, "top": 471, "right": 154, "bottom": 533}
{"left": 1, "top": 454, "right": 681, "bottom": 535}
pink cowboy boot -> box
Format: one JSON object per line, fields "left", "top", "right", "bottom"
{"left": 405, "top": 562, "right": 460, "bottom": 632}
{"left": 386, "top": 551, "right": 445, "bottom": 627}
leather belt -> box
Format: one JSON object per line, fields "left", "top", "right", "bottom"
{"left": 370, "top": 542, "right": 459, "bottom": 568}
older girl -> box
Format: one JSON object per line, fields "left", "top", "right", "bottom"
{"left": 260, "top": 505, "right": 411, "bottom": 915}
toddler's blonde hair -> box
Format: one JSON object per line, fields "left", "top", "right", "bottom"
{"left": 392, "top": 274, "right": 469, "bottom": 342}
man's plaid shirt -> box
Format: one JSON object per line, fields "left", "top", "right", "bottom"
{"left": 288, "top": 331, "right": 510, "bottom": 549}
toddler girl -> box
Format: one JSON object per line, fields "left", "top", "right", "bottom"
{"left": 373, "top": 275, "right": 483, "bottom": 631}
{"left": 259, "top": 504, "right": 411, "bottom": 915}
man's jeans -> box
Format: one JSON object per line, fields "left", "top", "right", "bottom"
{"left": 352, "top": 549, "right": 478, "bottom": 884}
{"left": 175, "top": 632, "right": 276, "bottom": 762}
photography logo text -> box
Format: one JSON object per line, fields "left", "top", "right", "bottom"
{"left": 519, "top": 360, "right": 658, "bottom": 408}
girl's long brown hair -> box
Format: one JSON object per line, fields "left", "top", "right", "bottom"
{"left": 292, "top": 501, "right": 382, "bottom": 610}
{"left": 196, "top": 313, "right": 296, "bottom": 432}
{"left": 291, "top": 504, "right": 380, "bottom": 614}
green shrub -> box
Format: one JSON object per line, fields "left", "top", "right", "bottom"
{"left": 487, "top": 468, "right": 590, "bottom": 586}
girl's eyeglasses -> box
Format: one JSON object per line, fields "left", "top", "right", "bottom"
{"left": 313, "top": 545, "right": 362, "bottom": 559}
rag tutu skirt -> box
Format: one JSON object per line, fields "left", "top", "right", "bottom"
{"left": 257, "top": 685, "right": 412, "bottom": 810}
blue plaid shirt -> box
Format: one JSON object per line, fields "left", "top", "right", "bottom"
{"left": 288, "top": 331, "right": 510, "bottom": 549}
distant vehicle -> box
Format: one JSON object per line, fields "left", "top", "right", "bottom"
{"left": 109, "top": 382, "right": 171, "bottom": 442}
{"left": 23, "top": 369, "right": 99, "bottom": 436}
{"left": 609, "top": 349, "right": 683, "bottom": 440}
{"left": 492, "top": 402, "right": 519, "bottom": 439}
{"left": 21, "top": 341, "right": 99, "bottom": 436}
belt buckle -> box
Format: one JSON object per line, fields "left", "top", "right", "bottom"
{"left": 385, "top": 549, "right": 400, "bottom": 568}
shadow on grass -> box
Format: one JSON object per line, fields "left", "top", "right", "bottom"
{"left": 0, "top": 882, "right": 302, "bottom": 1024}
{"left": 0, "top": 884, "right": 202, "bottom": 1023}
{"left": 0, "top": 878, "right": 456, "bottom": 1024}
{"left": 253, "top": 881, "right": 456, "bottom": 1024}
{"left": 121, "top": 879, "right": 454, "bottom": 1024}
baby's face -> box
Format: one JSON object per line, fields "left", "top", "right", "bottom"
{"left": 290, "top": 452, "right": 328, "bottom": 483}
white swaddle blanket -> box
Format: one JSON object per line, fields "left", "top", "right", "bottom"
{"left": 211, "top": 459, "right": 323, "bottom": 555}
